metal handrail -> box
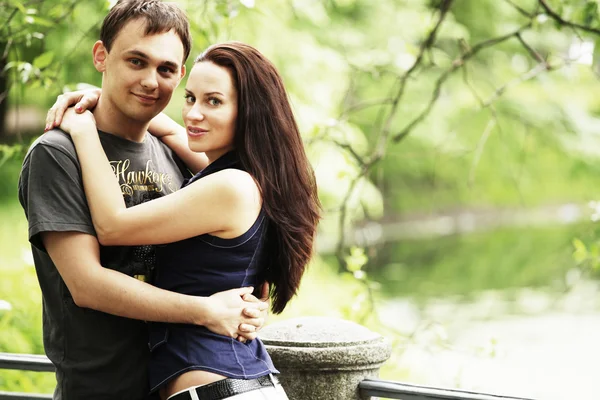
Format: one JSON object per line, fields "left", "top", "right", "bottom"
{"left": 0, "top": 353, "right": 53, "bottom": 372}
{"left": 0, "top": 353, "right": 53, "bottom": 400}
{"left": 0, "top": 393, "right": 52, "bottom": 400}
{"left": 358, "top": 379, "right": 537, "bottom": 400}
{"left": 0, "top": 352, "right": 539, "bottom": 400}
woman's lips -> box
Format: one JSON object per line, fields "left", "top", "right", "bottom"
{"left": 187, "top": 126, "right": 208, "bottom": 137}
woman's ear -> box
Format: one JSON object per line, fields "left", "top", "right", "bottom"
{"left": 92, "top": 41, "right": 108, "bottom": 72}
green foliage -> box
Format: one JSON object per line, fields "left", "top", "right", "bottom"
{"left": 1, "top": 0, "right": 108, "bottom": 114}
{"left": 571, "top": 210, "right": 600, "bottom": 275}
{"left": 0, "top": 200, "right": 55, "bottom": 394}
{"left": 0, "top": 145, "right": 27, "bottom": 202}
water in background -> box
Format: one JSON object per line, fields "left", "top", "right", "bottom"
{"left": 371, "top": 219, "right": 600, "bottom": 399}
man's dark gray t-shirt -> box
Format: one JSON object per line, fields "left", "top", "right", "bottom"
{"left": 18, "top": 129, "right": 189, "bottom": 400}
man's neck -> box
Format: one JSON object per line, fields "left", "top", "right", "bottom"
{"left": 93, "top": 97, "right": 149, "bottom": 143}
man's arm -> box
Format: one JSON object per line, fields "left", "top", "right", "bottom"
{"left": 42, "top": 230, "right": 265, "bottom": 339}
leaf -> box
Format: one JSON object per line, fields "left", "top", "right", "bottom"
{"left": 33, "top": 51, "right": 54, "bottom": 69}
{"left": 572, "top": 238, "right": 588, "bottom": 263}
{"left": 215, "top": 1, "right": 230, "bottom": 18}
{"left": 17, "top": 62, "right": 33, "bottom": 83}
{"left": 3, "top": 61, "right": 19, "bottom": 72}
{"left": 593, "top": 38, "right": 600, "bottom": 75}
{"left": 29, "top": 16, "right": 54, "bottom": 27}
{"left": 345, "top": 247, "right": 368, "bottom": 272}
{"left": 7, "top": 0, "right": 27, "bottom": 14}
{"left": 583, "top": 1, "right": 598, "bottom": 26}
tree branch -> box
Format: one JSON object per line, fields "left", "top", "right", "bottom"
{"left": 515, "top": 32, "right": 545, "bottom": 64}
{"left": 481, "top": 61, "right": 559, "bottom": 108}
{"left": 370, "top": 0, "right": 455, "bottom": 159}
{"left": 538, "top": 0, "right": 600, "bottom": 35}
{"left": 503, "top": 0, "right": 536, "bottom": 18}
{"left": 333, "top": 0, "right": 455, "bottom": 271}
{"left": 392, "top": 22, "right": 532, "bottom": 143}
{"left": 333, "top": 140, "right": 366, "bottom": 168}
{"left": 343, "top": 98, "right": 394, "bottom": 114}
{"left": 0, "top": 8, "right": 19, "bottom": 33}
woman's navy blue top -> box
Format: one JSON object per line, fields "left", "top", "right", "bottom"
{"left": 148, "top": 151, "right": 277, "bottom": 392}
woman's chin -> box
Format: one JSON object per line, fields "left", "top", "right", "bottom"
{"left": 187, "top": 143, "right": 206, "bottom": 154}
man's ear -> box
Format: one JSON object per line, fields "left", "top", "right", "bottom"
{"left": 92, "top": 41, "right": 108, "bottom": 72}
{"left": 177, "top": 64, "right": 186, "bottom": 87}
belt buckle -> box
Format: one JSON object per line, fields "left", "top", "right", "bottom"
{"left": 267, "top": 374, "right": 278, "bottom": 386}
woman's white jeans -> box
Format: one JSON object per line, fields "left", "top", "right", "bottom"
{"left": 221, "top": 384, "right": 289, "bottom": 399}
{"left": 166, "top": 378, "right": 289, "bottom": 400}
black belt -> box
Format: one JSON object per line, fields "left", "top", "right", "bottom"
{"left": 169, "top": 375, "right": 279, "bottom": 400}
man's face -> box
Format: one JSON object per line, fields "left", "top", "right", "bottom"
{"left": 94, "top": 18, "right": 185, "bottom": 124}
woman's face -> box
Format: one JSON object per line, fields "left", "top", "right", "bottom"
{"left": 182, "top": 61, "right": 238, "bottom": 161}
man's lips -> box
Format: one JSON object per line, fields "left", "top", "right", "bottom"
{"left": 133, "top": 93, "right": 158, "bottom": 103}
{"left": 187, "top": 126, "right": 208, "bottom": 137}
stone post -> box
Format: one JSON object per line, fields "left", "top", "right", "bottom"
{"left": 259, "top": 316, "right": 392, "bottom": 400}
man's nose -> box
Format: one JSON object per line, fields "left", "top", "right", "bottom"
{"left": 140, "top": 70, "right": 159, "bottom": 90}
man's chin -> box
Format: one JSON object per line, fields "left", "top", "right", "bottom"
{"left": 127, "top": 107, "right": 163, "bottom": 124}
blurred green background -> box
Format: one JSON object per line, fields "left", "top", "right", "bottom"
{"left": 2, "top": 0, "right": 600, "bottom": 398}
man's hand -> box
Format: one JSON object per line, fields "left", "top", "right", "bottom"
{"left": 202, "top": 287, "right": 268, "bottom": 341}
{"left": 46, "top": 88, "right": 101, "bottom": 131}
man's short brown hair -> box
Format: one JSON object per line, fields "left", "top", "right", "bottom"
{"left": 100, "top": 0, "right": 191, "bottom": 63}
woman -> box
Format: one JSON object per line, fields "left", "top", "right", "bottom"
{"left": 55, "top": 42, "right": 320, "bottom": 400}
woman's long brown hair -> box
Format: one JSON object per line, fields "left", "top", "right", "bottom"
{"left": 196, "top": 42, "right": 321, "bottom": 313}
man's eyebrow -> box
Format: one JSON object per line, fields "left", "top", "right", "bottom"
{"left": 125, "top": 50, "right": 180, "bottom": 69}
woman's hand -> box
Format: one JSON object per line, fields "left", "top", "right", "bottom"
{"left": 148, "top": 113, "right": 181, "bottom": 138}
{"left": 59, "top": 107, "right": 97, "bottom": 137}
{"left": 237, "top": 282, "right": 270, "bottom": 341}
{"left": 149, "top": 113, "right": 209, "bottom": 173}
{"left": 46, "top": 88, "right": 101, "bottom": 131}
{"left": 203, "top": 287, "right": 268, "bottom": 341}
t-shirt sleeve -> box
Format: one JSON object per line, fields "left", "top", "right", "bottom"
{"left": 19, "top": 143, "right": 96, "bottom": 251}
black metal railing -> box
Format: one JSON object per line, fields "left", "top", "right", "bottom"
{"left": 0, "top": 352, "right": 537, "bottom": 400}
{"left": 0, "top": 352, "right": 53, "bottom": 400}
{"left": 358, "top": 379, "right": 536, "bottom": 400}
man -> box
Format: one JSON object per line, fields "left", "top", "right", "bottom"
{"left": 18, "top": 1, "right": 266, "bottom": 399}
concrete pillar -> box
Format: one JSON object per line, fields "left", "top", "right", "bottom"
{"left": 259, "top": 316, "right": 392, "bottom": 400}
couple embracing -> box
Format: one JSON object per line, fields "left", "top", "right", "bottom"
{"left": 19, "top": 1, "right": 320, "bottom": 399}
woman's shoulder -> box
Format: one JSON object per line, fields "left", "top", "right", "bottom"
{"left": 212, "top": 168, "right": 260, "bottom": 199}
{"left": 186, "top": 167, "right": 259, "bottom": 202}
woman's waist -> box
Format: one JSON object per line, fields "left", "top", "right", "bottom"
{"left": 152, "top": 271, "right": 260, "bottom": 296}
{"left": 149, "top": 322, "right": 267, "bottom": 350}
{"left": 148, "top": 323, "right": 276, "bottom": 381}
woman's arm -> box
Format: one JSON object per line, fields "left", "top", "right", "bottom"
{"left": 46, "top": 89, "right": 208, "bottom": 173}
{"left": 149, "top": 113, "right": 208, "bottom": 173}
{"left": 60, "top": 109, "right": 261, "bottom": 246}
